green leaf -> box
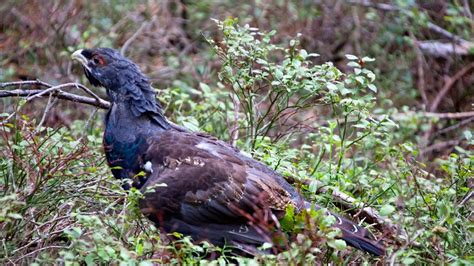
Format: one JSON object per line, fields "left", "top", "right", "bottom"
{"left": 362, "top": 56, "right": 375, "bottom": 62}
{"left": 135, "top": 241, "right": 144, "bottom": 256}
{"left": 85, "top": 255, "right": 95, "bottom": 266}
{"left": 259, "top": 242, "right": 273, "bottom": 250}
{"left": 366, "top": 71, "right": 376, "bottom": 81}
{"left": 345, "top": 54, "right": 358, "bottom": 60}
{"left": 199, "top": 82, "right": 211, "bottom": 93}
{"left": 256, "top": 58, "right": 267, "bottom": 65}
{"left": 367, "top": 84, "right": 377, "bottom": 92}
{"left": 280, "top": 205, "right": 295, "bottom": 231}
{"left": 327, "top": 82, "right": 338, "bottom": 91}
{"left": 7, "top": 213, "right": 22, "bottom": 219}
{"left": 299, "top": 49, "right": 308, "bottom": 59}
{"left": 463, "top": 130, "right": 472, "bottom": 140}
{"left": 347, "top": 61, "right": 361, "bottom": 68}
{"left": 402, "top": 257, "right": 416, "bottom": 265}
{"left": 355, "top": 76, "right": 365, "bottom": 85}
{"left": 328, "top": 239, "right": 347, "bottom": 251}
{"left": 380, "top": 204, "right": 395, "bottom": 216}
{"left": 275, "top": 69, "right": 284, "bottom": 79}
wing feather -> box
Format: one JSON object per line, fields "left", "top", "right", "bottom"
{"left": 139, "top": 130, "right": 296, "bottom": 226}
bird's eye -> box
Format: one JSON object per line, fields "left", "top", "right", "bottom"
{"left": 91, "top": 55, "right": 105, "bottom": 66}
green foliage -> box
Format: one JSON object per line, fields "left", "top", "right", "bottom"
{"left": 207, "top": 19, "right": 472, "bottom": 264}
{"left": 0, "top": 116, "right": 161, "bottom": 265}
{"left": 210, "top": 18, "right": 326, "bottom": 148}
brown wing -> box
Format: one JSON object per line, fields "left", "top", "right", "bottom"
{"left": 139, "top": 130, "right": 296, "bottom": 225}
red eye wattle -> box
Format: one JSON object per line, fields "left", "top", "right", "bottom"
{"left": 92, "top": 55, "right": 106, "bottom": 66}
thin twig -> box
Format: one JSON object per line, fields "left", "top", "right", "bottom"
{"left": 430, "top": 62, "right": 474, "bottom": 112}
{"left": 434, "top": 117, "right": 474, "bottom": 137}
{"left": 35, "top": 93, "right": 59, "bottom": 132}
{"left": 26, "top": 85, "right": 63, "bottom": 101}
{"left": 0, "top": 80, "right": 110, "bottom": 109}
{"left": 458, "top": 190, "right": 473, "bottom": 207}
{"left": 462, "top": 0, "right": 473, "bottom": 24}
{"left": 230, "top": 93, "right": 240, "bottom": 146}
{"left": 421, "top": 140, "right": 460, "bottom": 156}
{"left": 1, "top": 88, "right": 109, "bottom": 108}
{"left": 121, "top": 16, "right": 156, "bottom": 56}
{"left": 410, "top": 33, "right": 428, "bottom": 105}
{"left": 78, "top": 108, "right": 99, "bottom": 142}
{"left": 0, "top": 80, "right": 51, "bottom": 88}
{"left": 389, "top": 230, "right": 423, "bottom": 266}
{"left": 391, "top": 111, "right": 474, "bottom": 120}
{"left": 73, "top": 83, "right": 103, "bottom": 102}
{"left": 12, "top": 245, "right": 67, "bottom": 264}
{"left": 0, "top": 112, "right": 17, "bottom": 126}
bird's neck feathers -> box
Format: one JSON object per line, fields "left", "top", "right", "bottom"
{"left": 106, "top": 77, "right": 171, "bottom": 130}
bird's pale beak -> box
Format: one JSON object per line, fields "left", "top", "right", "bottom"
{"left": 71, "top": 49, "right": 91, "bottom": 72}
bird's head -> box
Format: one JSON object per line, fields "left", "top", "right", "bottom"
{"left": 71, "top": 48, "right": 149, "bottom": 93}
{"left": 72, "top": 48, "right": 170, "bottom": 128}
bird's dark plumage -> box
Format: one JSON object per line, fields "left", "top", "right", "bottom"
{"left": 72, "top": 47, "right": 386, "bottom": 256}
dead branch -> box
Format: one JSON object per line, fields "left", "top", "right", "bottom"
{"left": 121, "top": 15, "right": 157, "bottom": 56}
{"left": 315, "top": 180, "right": 407, "bottom": 238}
{"left": 35, "top": 93, "right": 58, "bottom": 132}
{"left": 347, "top": 0, "right": 471, "bottom": 45}
{"left": 463, "top": 0, "right": 473, "bottom": 23}
{"left": 416, "top": 41, "right": 473, "bottom": 57}
{"left": 458, "top": 190, "right": 473, "bottom": 207}
{"left": 421, "top": 111, "right": 474, "bottom": 119}
{"left": 434, "top": 117, "right": 474, "bottom": 137}
{"left": 229, "top": 93, "right": 240, "bottom": 147}
{"left": 288, "top": 176, "right": 409, "bottom": 245}
{"left": 421, "top": 140, "right": 460, "bottom": 156}
{"left": 430, "top": 62, "right": 474, "bottom": 112}
{"left": 2, "top": 80, "right": 473, "bottom": 122}
{"left": 0, "top": 88, "right": 109, "bottom": 109}
{"left": 0, "top": 80, "right": 110, "bottom": 109}
{"left": 410, "top": 33, "right": 428, "bottom": 105}
{"left": 0, "top": 80, "right": 198, "bottom": 134}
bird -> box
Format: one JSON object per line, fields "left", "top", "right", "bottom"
{"left": 71, "top": 47, "right": 385, "bottom": 257}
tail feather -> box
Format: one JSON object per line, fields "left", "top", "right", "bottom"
{"left": 305, "top": 202, "right": 386, "bottom": 256}
{"left": 333, "top": 213, "right": 385, "bottom": 256}
{"left": 161, "top": 210, "right": 385, "bottom": 256}
{"left": 340, "top": 228, "right": 385, "bottom": 256}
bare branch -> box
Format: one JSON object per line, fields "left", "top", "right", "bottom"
{"left": 434, "top": 117, "right": 474, "bottom": 137}
{"left": 229, "top": 93, "right": 240, "bottom": 146}
{"left": 421, "top": 140, "right": 460, "bottom": 156}
{"left": 0, "top": 79, "right": 51, "bottom": 88}
{"left": 416, "top": 40, "right": 473, "bottom": 57}
{"left": 458, "top": 190, "right": 473, "bottom": 207}
{"left": 35, "top": 93, "right": 58, "bottom": 132}
{"left": 121, "top": 15, "right": 157, "bottom": 56}
{"left": 287, "top": 176, "right": 409, "bottom": 244}
{"left": 426, "top": 111, "right": 474, "bottom": 119}
{"left": 410, "top": 33, "right": 428, "bottom": 105}
{"left": 347, "top": 0, "right": 470, "bottom": 45}
{"left": 0, "top": 80, "right": 110, "bottom": 109}
{"left": 430, "top": 62, "right": 474, "bottom": 112}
